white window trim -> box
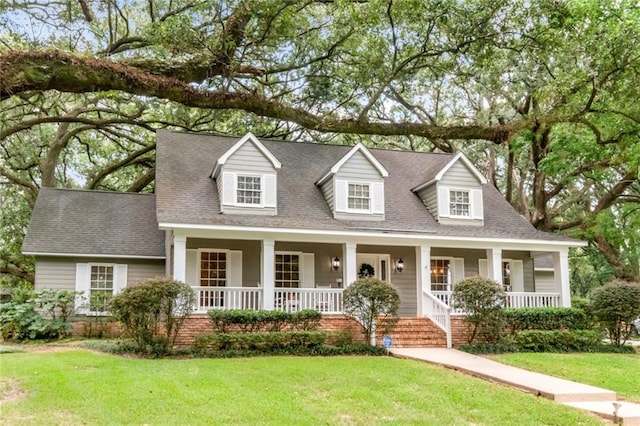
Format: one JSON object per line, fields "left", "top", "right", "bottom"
{"left": 78, "top": 262, "right": 123, "bottom": 316}
{"left": 275, "top": 251, "right": 303, "bottom": 288}
{"left": 448, "top": 188, "right": 471, "bottom": 218}
{"left": 234, "top": 174, "right": 264, "bottom": 207}
{"left": 346, "top": 181, "right": 372, "bottom": 214}
{"left": 430, "top": 256, "right": 453, "bottom": 291}
{"left": 197, "top": 249, "right": 230, "bottom": 287}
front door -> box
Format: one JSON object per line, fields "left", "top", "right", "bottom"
{"left": 356, "top": 254, "right": 391, "bottom": 282}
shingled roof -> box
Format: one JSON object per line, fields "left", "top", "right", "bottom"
{"left": 23, "top": 188, "right": 165, "bottom": 258}
{"left": 156, "top": 131, "right": 575, "bottom": 242}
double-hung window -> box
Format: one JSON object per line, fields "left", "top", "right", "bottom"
{"left": 449, "top": 190, "right": 470, "bottom": 217}
{"left": 430, "top": 258, "right": 451, "bottom": 292}
{"left": 237, "top": 175, "right": 261, "bottom": 205}
{"left": 348, "top": 183, "right": 370, "bottom": 211}
{"left": 89, "top": 265, "right": 114, "bottom": 313}
{"left": 275, "top": 254, "right": 300, "bottom": 288}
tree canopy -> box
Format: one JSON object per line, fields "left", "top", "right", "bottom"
{"left": 1, "top": 0, "right": 639, "bottom": 286}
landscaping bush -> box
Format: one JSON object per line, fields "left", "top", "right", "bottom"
{"left": 513, "top": 330, "right": 602, "bottom": 352}
{"left": 108, "top": 277, "right": 195, "bottom": 354}
{"left": 193, "top": 331, "right": 328, "bottom": 352}
{"left": 342, "top": 277, "right": 399, "bottom": 346}
{"left": 206, "top": 309, "right": 321, "bottom": 333}
{"left": 452, "top": 276, "right": 505, "bottom": 344}
{"left": 590, "top": 280, "right": 640, "bottom": 346}
{"left": 0, "top": 289, "right": 76, "bottom": 340}
{"left": 502, "top": 307, "right": 589, "bottom": 334}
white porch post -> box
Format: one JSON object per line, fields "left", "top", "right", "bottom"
{"left": 343, "top": 243, "right": 357, "bottom": 287}
{"left": 173, "top": 235, "right": 187, "bottom": 282}
{"left": 416, "top": 244, "right": 431, "bottom": 316}
{"left": 486, "top": 248, "right": 503, "bottom": 285}
{"left": 552, "top": 249, "right": 571, "bottom": 307}
{"left": 261, "top": 239, "right": 276, "bottom": 310}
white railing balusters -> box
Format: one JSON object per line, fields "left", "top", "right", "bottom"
{"left": 192, "top": 286, "right": 262, "bottom": 313}
{"left": 422, "top": 291, "right": 452, "bottom": 348}
{"left": 273, "top": 288, "right": 343, "bottom": 314}
{"left": 431, "top": 290, "right": 560, "bottom": 312}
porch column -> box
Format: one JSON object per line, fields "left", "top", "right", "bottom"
{"left": 173, "top": 235, "right": 187, "bottom": 282}
{"left": 416, "top": 244, "right": 431, "bottom": 316}
{"left": 261, "top": 239, "right": 276, "bottom": 310}
{"left": 486, "top": 248, "right": 503, "bottom": 285}
{"left": 552, "top": 249, "right": 571, "bottom": 307}
{"left": 343, "top": 242, "right": 357, "bottom": 287}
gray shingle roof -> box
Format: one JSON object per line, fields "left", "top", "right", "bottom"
{"left": 156, "top": 131, "right": 576, "bottom": 243}
{"left": 23, "top": 188, "right": 165, "bottom": 257}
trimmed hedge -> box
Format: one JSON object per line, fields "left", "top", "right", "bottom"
{"left": 195, "top": 344, "right": 388, "bottom": 358}
{"left": 193, "top": 330, "right": 328, "bottom": 352}
{"left": 207, "top": 309, "right": 321, "bottom": 333}
{"left": 513, "top": 330, "right": 602, "bottom": 352}
{"left": 502, "top": 307, "right": 588, "bottom": 333}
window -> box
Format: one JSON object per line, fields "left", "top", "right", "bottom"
{"left": 237, "top": 175, "right": 261, "bottom": 205}
{"left": 449, "top": 190, "right": 470, "bottom": 217}
{"left": 275, "top": 254, "right": 300, "bottom": 288}
{"left": 348, "top": 183, "right": 370, "bottom": 211}
{"left": 430, "top": 259, "right": 451, "bottom": 291}
{"left": 502, "top": 261, "right": 512, "bottom": 291}
{"left": 89, "top": 265, "right": 114, "bottom": 313}
{"left": 200, "top": 251, "right": 227, "bottom": 287}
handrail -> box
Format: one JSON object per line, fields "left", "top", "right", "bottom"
{"left": 422, "top": 291, "right": 452, "bottom": 348}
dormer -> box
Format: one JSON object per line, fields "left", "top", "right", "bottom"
{"left": 411, "top": 152, "right": 487, "bottom": 226}
{"left": 316, "top": 143, "right": 389, "bottom": 221}
{"left": 212, "top": 133, "right": 281, "bottom": 215}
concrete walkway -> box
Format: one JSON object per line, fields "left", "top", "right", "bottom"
{"left": 391, "top": 348, "right": 640, "bottom": 425}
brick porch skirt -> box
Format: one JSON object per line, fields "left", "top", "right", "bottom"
{"left": 70, "top": 315, "right": 470, "bottom": 348}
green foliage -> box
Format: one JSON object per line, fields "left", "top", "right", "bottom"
{"left": 590, "top": 280, "right": 640, "bottom": 346}
{"left": 342, "top": 277, "right": 399, "bottom": 345}
{"left": 193, "top": 331, "right": 328, "bottom": 352}
{"left": 206, "top": 309, "right": 321, "bottom": 333}
{"left": 0, "top": 289, "right": 76, "bottom": 341}
{"left": 512, "top": 330, "right": 602, "bottom": 352}
{"left": 453, "top": 276, "right": 506, "bottom": 344}
{"left": 502, "top": 307, "right": 589, "bottom": 333}
{"left": 108, "top": 277, "right": 195, "bottom": 354}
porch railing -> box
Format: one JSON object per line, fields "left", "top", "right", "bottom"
{"left": 422, "top": 291, "right": 452, "bottom": 348}
{"left": 274, "top": 288, "right": 344, "bottom": 314}
{"left": 193, "top": 286, "right": 262, "bottom": 313}
{"left": 432, "top": 290, "right": 561, "bottom": 312}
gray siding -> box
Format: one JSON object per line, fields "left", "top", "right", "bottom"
{"left": 440, "top": 161, "right": 481, "bottom": 189}
{"left": 187, "top": 238, "right": 262, "bottom": 287}
{"left": 535, "top": 271, "right": 556, "bottom": 292}
{"left": 34, "top": 257, "right": 166, "bottom": 291}
{"left": 224, "top": 141, "right": 276, "bottom": 174}
{"left": 417, "top": 185, "right": 438, "bottom": 219}
{"left": 335, "top": 150, "right": 382, "bottom": 180}
{"left": 320, "top": 179, "right": 334, "bottom": 211}
{"left": 431, "top": 248, "right": 486, "bottom": 278}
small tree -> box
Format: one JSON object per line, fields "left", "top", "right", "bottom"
{"left": 590, "top": 280, "right": 640, "bottom": 346}
{"left": 342, "top": 277, "right": 400, "bottom": 346}
{"left": 109, "top": 277, "right": 195, "bottom": 354}
{"left": 453, "top": 276, "right": 506, "bottom": 344}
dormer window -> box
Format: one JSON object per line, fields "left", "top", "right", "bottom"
{"left": 348, "top": 183, "right": 370, "bottom": 211}
{"left": 237, "top": 175, "right": 261, "bottom": 205}
{"left": 449, "top": 190, "right": 470, "bottom": 217}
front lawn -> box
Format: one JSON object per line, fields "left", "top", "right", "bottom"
{"left": 0, "top": 348, "right": 604, "bottom": 425}
{"left": 492, "top": 352, "right": 640, "bottom": 402}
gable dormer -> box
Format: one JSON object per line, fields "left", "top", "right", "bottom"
{"left": 412, "top": 152, "right": 487, "bottom": 226}
{"left": 316, "top": 143, "right": 389, "bottom": 221}
{"left": 212, "top": 133, "right": 281, "bottom": 215}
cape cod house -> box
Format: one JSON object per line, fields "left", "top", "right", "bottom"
{"left": 22, "top": 131, "right": 584, "bottom": 347}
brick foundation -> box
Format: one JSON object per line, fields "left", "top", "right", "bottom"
{"left": 71, "top": 315, "right": 469, "bottom": 349}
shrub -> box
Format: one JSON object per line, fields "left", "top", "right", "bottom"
{"left": 452, "top": 276, "right": 506, "bottom": 344}
{"left": 513, "top": 330, "right": 602, "bottom": 352}
{"left": 502, "top": 307, "right": 589, "bottom": 334}
{"left": 342, "top": 277, "right": 400, "bottom": 346}
{"left": 206, "top": 309, "right": 321, "bottom": 333}
{"left": 590, "top": 280, "right": 640, "bottom": 346}
{"left": 193, "top": 331, "right": 328, "bottom": 352}
{"left": 108, "top": 277, "right": 195, "bottom": 354}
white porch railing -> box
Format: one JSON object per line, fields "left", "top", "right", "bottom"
{"left": 274, "top": 288, "right": 344, "bottom": 314}
{"left": 423, "top": 291, "right": 452, "bottom": 348}
{"left": 432, "top": 290, "right": 561, "bottom": 313}
{"left": 193, "top": 286, "right": 262, "bottom": 313}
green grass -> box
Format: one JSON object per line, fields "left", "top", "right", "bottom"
{"left": 0, "top": 349, "right": 604, "bottom": 425}
{"left": 492, "top": 352, "right": 640, "bottom": 402}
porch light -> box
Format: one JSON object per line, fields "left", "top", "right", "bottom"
{"left": 332, "top": 256, "right": 341, "bottom": 271}
{"left": 395, "top": 258, "right": 404, "bottom": 273}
